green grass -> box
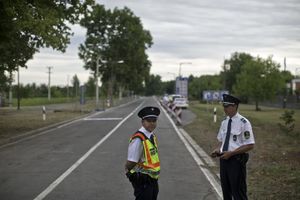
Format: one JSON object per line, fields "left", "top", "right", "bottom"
{"left": 185, "top": 101, "right": 300, "bottom": 200}
{"left": 11, "top": 97, "right": 80, "bottom": 106}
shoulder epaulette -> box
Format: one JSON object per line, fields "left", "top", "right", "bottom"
{"left": 240, "top": 118, "right": 247, "bottom": 123}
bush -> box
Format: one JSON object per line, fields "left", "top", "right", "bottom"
{"left": 278, "top": 110, "right": 296, "bottom": 136}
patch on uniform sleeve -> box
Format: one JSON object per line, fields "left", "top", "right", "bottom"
{"left": 244, "top": 131, "right": 250, "bottom": 139}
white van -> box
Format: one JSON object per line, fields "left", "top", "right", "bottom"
{"left": 173, "top": 97, "right": 189, "bottom": 108}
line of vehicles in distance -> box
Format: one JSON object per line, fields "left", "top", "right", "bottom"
{"left": 162, "top": 94, "right": 189, "bottom": 109}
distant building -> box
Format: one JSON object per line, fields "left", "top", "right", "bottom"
{"left": 291, "top": 79, "right": 300, "bottom": 94}
{"left": 175, "top": 76, "right": 188, "bottom": 98}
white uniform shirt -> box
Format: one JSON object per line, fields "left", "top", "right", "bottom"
{"left": 127, "top": 127, "right": 153, "bottom": 163}
{"left": 217, "top": 113, "right": 255, "bottom": 152}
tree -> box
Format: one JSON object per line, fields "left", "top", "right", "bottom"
{"left": 0, "top": 0, "right": 94, "bottom": 77}
{"left": 79, "top": 5, "right": 153, "bottom": 97}
{"left": 72, "top": 74, "right": 80, "bottom": 97}
{"left": 220, "top": 52, "right": 253, "bottom": 92}
{"left": 188, "top": 75, "right": 222, "bottom": 100}
{"left": 280, "top": 70, "right": 294, "bottom": 95}
{"left": 0, "top": 71, "right": 9, "bottom": 94}
{"left": 85, "top": 76, "right": 96, "bottom": 97}
{"left": 234, "top": 56, "right": 285, "bottom": 111}
{"left": 145, "top": 75, "right": 163, "bottom": 96}
{"left": 161, "top": 80, "right": 175, "bottom": 95}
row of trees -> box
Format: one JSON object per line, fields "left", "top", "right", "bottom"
{"left": 2, "top": 52, "right": 296, "bottom": 111}
{"left": 0, "top": 1, "right": 152, "bottom": 100}
{"left": 4, "top": 75, "right": 81, "bottom": 99}
{"left": 0, "top": 0, "right": 95, "bottom": 87}
{"left": 144, "top": 52, "right": 295, "bottom": 111}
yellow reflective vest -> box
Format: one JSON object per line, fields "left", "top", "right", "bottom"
{"left": 129, "top": 131, "right": 160, "bottom": 179}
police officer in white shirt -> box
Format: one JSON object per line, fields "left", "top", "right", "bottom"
{"left": 125, "top": 106, "right": 161, "bottom": 200}
{"left": 211, "top": 94, "right": 255, "bottom": 200}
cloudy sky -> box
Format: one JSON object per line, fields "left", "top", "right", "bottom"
{"left": 22, "top": 0, "right": 300, "bottom": 86}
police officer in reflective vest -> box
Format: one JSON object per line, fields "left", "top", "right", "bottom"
{"left": 125, "top": 106, "right": 160, "bottom": 200}
{"left": 211, "top": 94, "right": 255, "bottom": 200}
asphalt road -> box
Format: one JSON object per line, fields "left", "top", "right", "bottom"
{"left": 0, "top": 97, "right": 220, "bottom": 200}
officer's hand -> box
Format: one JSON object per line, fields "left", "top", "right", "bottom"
{"left": 126, "top": 172, "right": 137, "bottom": 183}
{"left": 210, "top": 149, "right": 221, "bottom": 158}
{"left": 220, "top": 151, "right": 232, "bottom": 160}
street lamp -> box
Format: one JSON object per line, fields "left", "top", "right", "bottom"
{"left": 108, "top": 60, "right": 124, "bottom": 106}
{"left": 179, "top": 62, "right": 192, "bottom": 77}
{"left": 95, "top": 56, "right": 106, "bottom": 111}
{"left": 95, "top": 57, "right": 123, "bottom": 110}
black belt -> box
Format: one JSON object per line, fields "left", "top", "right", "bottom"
{"left": 232, "top": 153, "right": 249, "bottom": 164}
{"left": 127, "top": 172, "right": 157, "bottom": 184}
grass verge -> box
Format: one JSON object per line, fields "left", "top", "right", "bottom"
{"left": 184, "top": 101, "right": 300, "bottom": 200}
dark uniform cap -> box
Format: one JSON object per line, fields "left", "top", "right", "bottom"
{"left": 138, "top": 106, "right": 160, "bottom": 120}
{"left": 222, "top": 94, "right": 241, "bottom": 105}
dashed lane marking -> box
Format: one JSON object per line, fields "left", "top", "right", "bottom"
{"left": 33, "top": 102, "right": 144, "bottom": 200}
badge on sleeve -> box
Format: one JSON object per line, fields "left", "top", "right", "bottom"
{"left": 244, "top": 131, "right": 250, "bottom": 139}
{"left": 233, "top": 135, "right": 237, "bottom": 142}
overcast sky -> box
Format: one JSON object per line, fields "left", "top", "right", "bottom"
{"left": 21, "top": 0, "right": 300, "bottom": 86}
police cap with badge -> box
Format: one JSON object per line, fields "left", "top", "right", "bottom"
{"left": 222, "top": 94, "right": 241, "bottom": 107}
{"left": 138, "top": 106, "right": 160, "bottom": 120}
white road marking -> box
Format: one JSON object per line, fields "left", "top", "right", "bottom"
{"left": 83, "top": 117, "right": 123, "bottom": 121}
{"left": 158, "top": 101, "right": 223, "bottom": 200}
{"left": 57, "top": 110, "right": 105, "bottom": 128}
{"left": 33, "top": 102, "right": 144, "bottom": 200}
{"left": 1, "top": 101, "right": 139, "bottom": 148}
{"left": 57, "top": 118, "right": 83, "bottom": 128}
{"left": 180, "top": 128, "right": 216, "bottom": 167}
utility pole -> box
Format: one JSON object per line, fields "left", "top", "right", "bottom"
{"left": 17, "top": 66, "right": 20, "bottom": 110}
{"left": 179, "top": 62, "right": 192, "bottom": 77}
{"left": 67, "top": 75, "right": 70, "bottom": 99}
{"left": 9, "top": 71, "right": 13, "bottom": 107}
{"left": 47, "top": 66, "right": 53, "bottom": 101}
{"left": 96, "top": 56, "right": 100, "bottom": 110}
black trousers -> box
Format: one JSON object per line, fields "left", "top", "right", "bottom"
{"left": 131, "top": 173, "right": 159, "bottom": 200}
{"left": 220, "top": 154, "right": 249, "bottom": 200}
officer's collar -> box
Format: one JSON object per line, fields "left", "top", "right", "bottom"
{"left": 227, "top": 112, "right": 240, "bottom": 120}
{"left": 139, "top": 126, "right": 153, "bottom": 138}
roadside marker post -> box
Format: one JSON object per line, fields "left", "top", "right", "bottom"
{"left": 213, "top": 107, "right": 217, "bottom": 123}
{"left": 42, "top": 106, "right": 46, "bottom": 121}
{"left": 106, "top": 99, "right": 111, "bottom": 108}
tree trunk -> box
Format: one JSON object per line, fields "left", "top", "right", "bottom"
{"left": 255, "top": 100, "right": 260, "bottom": 111}
{"left": 119, "top": 86, "right": 124, "bottom": 100}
